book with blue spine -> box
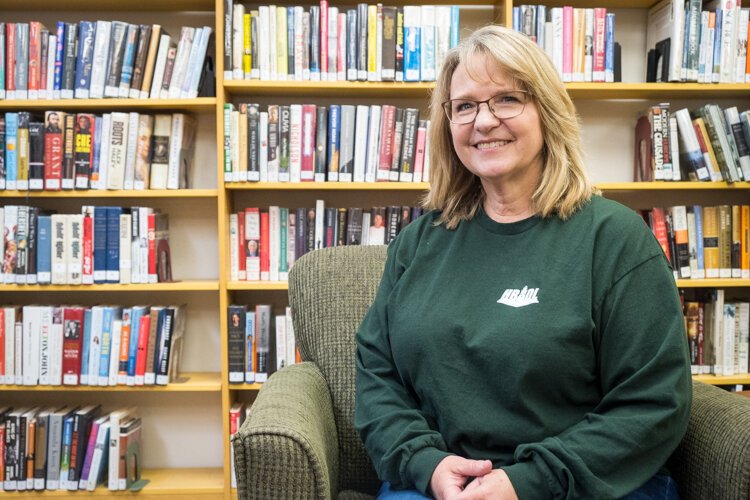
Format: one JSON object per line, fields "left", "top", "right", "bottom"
{"left": 93, "top": 206, "right": 108, "bottom": 283}
{"left": 693, "top": 204, "right": 705, "bottom": 278}
{"left": 53, "top": 22, "right": 65, "bottom": 99}
{"left": 327, "top": 104, "right": 341, "bottom": 181}
{"left": 5, "top": 112, "right": 18, "bottom": 190}
{"left": 74, "top": 21, "right": 96, "bottom": 99}
{"left": 450, "top": 6, "right": 460, "bottom": 48}
{"left": 37, "top": 214, "right": 52, "bottom": 284}
{"left": 118, "top": 24, "right": 139, "bottom": 98}
{"left": 80, "top": 308, "right": 92, "bottom": 385}
{"left": 59, "top": 413, "right": 75, "bottom": 489}
{"left": 605, "top": 13, "right": 615, "bottom": 82}
{"left": 680, "top": 8, "right": 689, "bottom": 81}
{"left": 127, "top": 306, "right": 148, "bottom": 384}
{"left": 106, "top": 206, "right": 122, "bottom": 283}
{"left": 403, "top": 6, "right": 421, "bottom": 81}
{"left": 420, "top": 6, "right": 436, "bottom": 81}
{"left": 92, "top": 116, "right": 102, "bottom": 187}
{"left": 97, "top": 306, "right": 115, "bottom": 385}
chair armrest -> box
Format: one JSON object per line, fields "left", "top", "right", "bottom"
{"left": 232, "top": 362, "right": 340, "bottom": 500}
{"left": 668, "top": 381, "right": 750, "bottom": 499}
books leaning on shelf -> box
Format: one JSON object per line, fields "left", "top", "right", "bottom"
{"left": 223, "top": 2, "right": 459, "bottom": 82}
{"left": 229, "top": 204, "right": 423, "bottom": 281}
{"left": 0, "top": 21, "right": 214, "bottom": 101}
{"left": 0, "top": 205, "right": 173, "bottom": 285}
{"left": 0, "top": 406, "right": 144, "bottom": 492}
{"left": 228, "top": 402, "right": 250, "bottom": 488}
{"left": 512, "top": 5, "right": 618, "bottom": 82}
{"left": 633, "top": 103, "right": 750, "bottom": 182}
{"left": 0, "top": 111, "right": 197, "bottom": 191}
{"left": 227, "top": 304, "right": 296, "bottom": 384}
{"left": 0, "top": 304, "right": 186, "bottom": 387}
{"left": 646, "top": 0, "right": 749, "bottom": 83}
{"left": 683, "top": 290, "right": 750, "bottom": 376}
{"left": 224, "top": 103, "right": 430, "bottom": 183}
{"left": 643, "top": 204, "right": 750, "bottom": 280}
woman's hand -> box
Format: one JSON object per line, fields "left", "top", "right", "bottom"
{"left": 429, "top": 456, "right": 492, "bottom": 500}
{"left": 455, "top": 469, "right": 519, "bottom": 500}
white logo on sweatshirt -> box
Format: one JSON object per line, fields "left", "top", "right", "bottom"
{"left": 497, "top": 286, "right": 540, "bottom": 308}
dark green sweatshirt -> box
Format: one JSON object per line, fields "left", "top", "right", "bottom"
{"left": 354, "top": 196, "right": 692, "bottom": 499}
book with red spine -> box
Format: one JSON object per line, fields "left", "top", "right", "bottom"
{"left": 237, "top": 210, "right": 246, "bottom": 281}
{"left": 260, "top": 210, "right": 270, "bottom": 281}
{"left": 649, "top": 207, "right": 671, "bottom": 262}
{"left": 6, "top": 24, "right": 16, "bottom": 99}
{"left": 592, "top": 8, "right": 606, "bottom": 82}
{"left": 44, "top": 111, "right": 65, "bottom": 191}
{"left": 62, "top": 307, "right": 85, "bottom": 386}
{"left": 300, "top": 104, "right": 317, "bottom": 181}
{"left": 28, "top": 22, "right": 45, "bottom": 99}
{"left": 320, "top": 0, "right": 329, "bottom": 78}
{"left": 134, "top": 314, "right": 151, "bottom": 386}
{"left": 147, "top": 213, "right": 156, "bottom": 283}
{"left": 413, "top": 120, "right": 427, "bottom": 182}
{"left": 378, "top": 105, "right": 397, "bottom": 181}
{"left": 81, "top": 208, "right": 94, "bottom": 285}
{"left": 117, "top": 309, "right": 132, "bottom": 385}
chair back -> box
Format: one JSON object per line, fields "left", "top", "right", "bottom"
{"left": 288, "top": 245, "right": 387, "bottom": 495}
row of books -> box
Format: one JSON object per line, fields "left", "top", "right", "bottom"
{"left": 227, "top": 304, "right": 297, "bottom": 384}
{"left": 646, "top": 0, "right": 749, "bottom": 83}
{"left": 229, "top": 204, "right": 423, "bottom": 282}
{"left": 0, "top": 304, "right": 185, "bottom": 388}
{"left": 643, "top": 205, "right": 750, "bottom": 281}
{"left": 0, "top": 111, "right": 197, "bottom": 191}
{"left": 1, "top": 205, "right": 172, "bottom": 285}
{"left": 0, "top": 406, "right": 142, "bottom": 492}
{"left": 225, "top": 2, "right": 459, "bottom": 82}
{"left": 229, "top": 402, "right": 251, "bottom": 488}
{"left": 513, "top": 5, "right": 617, "bottom": 83}
{"left": 0, "top": 21, "right": 213, "bottom": 100}
{"left": 683, "top": 290, "right": 750, "bottom": 376}
{"left": 634, "top": 104, "right": 750, "bottom": 182}
{"left": 223, "top": 103, "right": 430, "bottom": 183}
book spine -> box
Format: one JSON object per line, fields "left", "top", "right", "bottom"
{"left": 73, "top": 21, "right": 96, "bottom": 99}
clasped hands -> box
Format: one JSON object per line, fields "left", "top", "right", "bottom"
{"left": 429, "top": 456, "right": 519, "bottom": 500}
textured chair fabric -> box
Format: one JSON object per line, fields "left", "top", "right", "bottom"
{"left": 234, "top": 245, "right": 750, "bottom": 500}
{"left": 667, "top": 381, "right": 750, "bottom": 500}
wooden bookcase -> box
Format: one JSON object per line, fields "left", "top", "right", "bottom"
{"left": 2, "top": 0, "right": 750, "bottom": 498}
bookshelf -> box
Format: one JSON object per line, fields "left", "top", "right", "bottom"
{"left": 3, "top": 0, "right": 750, "bottom": 499}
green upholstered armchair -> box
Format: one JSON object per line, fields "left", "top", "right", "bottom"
{"left": 232, "top": 245, "right": 750, "bottom": 500}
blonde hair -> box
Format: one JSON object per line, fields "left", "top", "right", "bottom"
{"left": 423, "top": 25, "right": 598, "bottom": 229}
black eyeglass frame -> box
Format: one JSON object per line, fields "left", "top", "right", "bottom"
{"left": 441, "top": 90, "right": 532, "bottom": 124}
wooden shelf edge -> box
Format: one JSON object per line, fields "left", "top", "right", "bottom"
{"left": 228, "top": 383, "right": 264, "bottom": 391}
{"left": 0, "top": 97, "right": 217, "bottom": 110}
{"left": 693, "top": 374, "right": 750, "bottom": 385}
{"left": 598, "top": 182, "right": 750, "bottom": 190}
{"left": 226, "top": 181, "right": 429, "bottom": 190}
{"left": 0, "top": 280, "right": 220, "bottom": 292}
{"left": 0, "top": 189, "right": 218, "bottom": 198}
{"left": 35, "top": 467, "right": 224, "bottom": 497}
{"left": 0, "top": 372, "right": 222, "bottom": 392}
{"left": 676, "top": 279, "right": 750, "bottom": 288}
{"left": 227, "top": 281, "right": 288, "bottom": 291}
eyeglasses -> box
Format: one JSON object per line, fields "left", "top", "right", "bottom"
{"left": 442, "top": 90, "right": 531, "bottom": 124}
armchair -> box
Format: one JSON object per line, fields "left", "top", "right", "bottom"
{"left": 233, "top": 245, "right": 750, "bottom": 499}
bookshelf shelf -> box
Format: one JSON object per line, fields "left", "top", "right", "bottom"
{"left": 227, "top": 281, "right": 288, "bottom": 291}
{"left": 0, "top": 280, "right": 220, "bottom": 292}
{"left": 36, "top": 467, "right": 223, "bottom": 498}
{"left": 565, "top": 82, "right": 750, "bottom": 99}
{"left": 694, "top": 374, "right": 750, "bottom": 386}
{"left": 0, "top": 0, "right": 215, "bottom": 11}
{"left": 224, "top": 80, "right": 435, "bottom": 98}
{"left": 0, "top": 189, "right": 218, "bottom": 198}
{"left": 225, "top": 182, "right": 430, "bottom": 191}
{"left": 676, "top": 279, "right": 750, "bottom": 288}
{"left": 0, "top": 97, "right": 218, "bottom": 112}
{"left": 228, "top": 382, "right": 264, "bottom": 391}
{"left": 597, "top": 182, "right": 750, "bottom": 191}
{"left": 0, "top": 372, "right": 222, "bottom": 392}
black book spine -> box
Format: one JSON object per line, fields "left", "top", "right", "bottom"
{"left": 295, "top": 207, "right": 307, "bottom": 259}
{"left": 400, "top": 108, "right": 419, "bottom": 176}
{"left": 287, "top": 8, "right": 295, "bottom": 77}
{"left": 26, "top": 208, "right": 38, "bottom": 283}
{"left": 155, "top": 307, "right": 175, "bottom": 382}
{"left": 346, "top": 207, "right": 363, "bottom": 245}
{"left": 130, "top": 24, "right": 153, "bottom": 94}
{"left": 336, "top": 208, "right": 348, "bottom": 246}
{"left": 346, "top": 10, "right": 357, "bottom": 80}
{"left": 105, "top": 22, "right": 128, "bottom": 92}
{"left": 395, "top": 7, "right": 404, "bottom": 81}
{"left": 305, "top": 207, "right": 315, "bottom": 254}
{"left": 61, "top": 113, "right": 76, "bottom": 190}
{"left": 309, "top": 6, "right": 320, "bottom": 77}
{"left": 61, "top": 22, "right": 78, "bottom": 96}
{"left": 324, "top": 207, "right": 337, "bottom": 247}
{"left": 224, "top": 0, "right": 233, "bottom": 78}
{"left": 28, "top": 121, "right": 45, "bottom": 189}
{"left": 248, "top": 104, "right": 260, "bottom": 176}
{"left": 227, "top": 305, "right": 247, "bottom": 382}
{"left": 314, "top": 106, "right": 327, "bottom": 176}
{"left": 279, "top": 106, "right": 291, "bottom": 179}
{"left": 357, "top": 3, "right": 368, "bottom": 80}
{"left": 386, "top": 205, "right": 400, "bottom": 244}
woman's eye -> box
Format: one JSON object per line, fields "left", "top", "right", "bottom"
{"left": 455, "top": 102, "right": 476, "bottom": 112}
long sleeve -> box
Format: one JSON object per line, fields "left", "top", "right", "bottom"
{"left": 354, "top": 236, "right": 452, "bottom": 494}
{"left": 502, "top": 253, "right": 692, "bottom": 499}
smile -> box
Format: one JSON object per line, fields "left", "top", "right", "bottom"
{"left": 475, "top": 140, "right": 513, "bottom": 149}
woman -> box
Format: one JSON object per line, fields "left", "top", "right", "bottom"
{"left": 354, "top": 25, "right": 691, "bottom": 500}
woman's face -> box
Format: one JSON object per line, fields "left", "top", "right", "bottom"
{"left": 448, "top": 54, "right": 544, "bottom": 189}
